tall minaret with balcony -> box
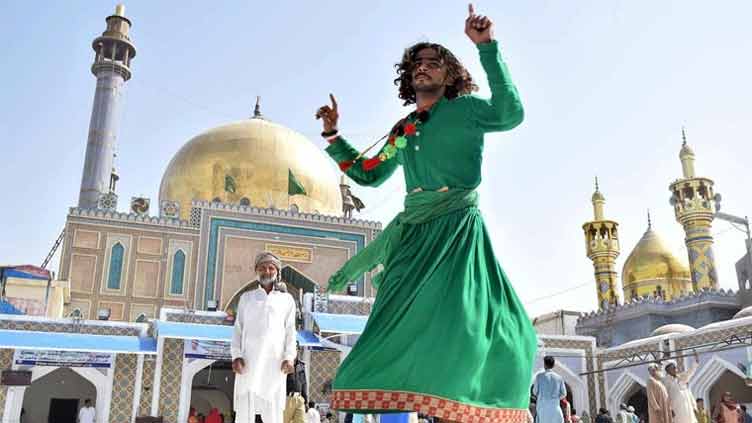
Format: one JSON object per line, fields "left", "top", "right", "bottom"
{"left": 583, "top": 178, "right": 621, "bottom": 309}
{"left": 78, "top": 5, "right": 136, "bottom": 209}
{"left": 669, "top": 129, "right": 720, "bottom": 290}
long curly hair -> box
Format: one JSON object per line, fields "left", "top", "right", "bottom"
{"left": 394, "top": 42, "right": 478, "bottom": 106}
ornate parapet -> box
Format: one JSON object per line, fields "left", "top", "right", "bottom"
{"left": 68, "top": 200, "right": 385, "bottom": 232}
{"left": 68, "top": 206, "right": 194, "bottom": 229}
{"left": 577, "top": 288, "right": 740, "bottom": 326}
{"left": 189, "top": 200, "right": 383, "bottom": 229}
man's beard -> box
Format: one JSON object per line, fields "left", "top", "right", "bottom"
{"left": 413, "top": 81, "right": 444, "bottom": 95}
{"left": 259, "top": 276, "right": 276, "bottom": 286}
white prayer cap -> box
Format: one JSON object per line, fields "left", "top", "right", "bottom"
{"left": 648, "top": 363, "right": 660, "bottom": 372}
{"left": 628, "top": 406, "right": 635, "bottom": 412}
{"left": 664, "top": 360, "right": 677, "bottom": 370}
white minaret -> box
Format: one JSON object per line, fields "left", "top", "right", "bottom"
{"left": 78, "top": 4, "right": 136, "bottom": 209}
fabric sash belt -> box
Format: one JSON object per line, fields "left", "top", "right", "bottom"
{"left": 327, "top": 189, "right": 479, "bottom": 292}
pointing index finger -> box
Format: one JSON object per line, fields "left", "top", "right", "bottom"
{"left": 468, "top": 3, "right": 475, "bottom": 17}
{"left": 329, "top": 93, "right": 338, "bottom": 110}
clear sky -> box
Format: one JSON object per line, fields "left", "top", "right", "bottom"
{"left": 1, "top": 1, "right": 751, "bottom": 317}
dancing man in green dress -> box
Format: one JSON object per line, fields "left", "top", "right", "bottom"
{"left": 315, "top": 4, "right": 536, "bottom": 422}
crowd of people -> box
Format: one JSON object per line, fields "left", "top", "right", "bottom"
{"left": 526, "top": 354, "right": 752, "bottom": 423}
{"left": 187, "top": 401, "right": 336, "bottom": 423}
{"left": 645, "top": 353, "right": 752, "bottom": 423}
{"left": 194, "top": 248, "right": 752, "bottom": 423}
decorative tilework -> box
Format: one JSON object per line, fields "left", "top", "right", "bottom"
{"left": 0, "top": 319, "right": 141, "bottom": 336}
{"left": 203, "top": 218, "right": 367, "bottom": 306}
{"left": 107, "top": 243, "right": 126, "bottom": 290}
{"left": 170, "top": 250, "right": 186, "bottom": 295}
{"left": 541, "top": 338, "right": 597, "bottom": 417}
{"left": 327, "top": 299, "right": 372, "bottom": 316}
{"left": 190, "top": 207, "right": 203, "bottom": 228}
{"left": 166, "top": 313, "right": 229, "bottom": 325}
{"left": 332, "top": 390, "right": 528, "bottom": 423}
{"left": 0, "top": 349, "right": 13, "bottom": 421}
{"left": 111, "top": 354, "right": 138, "bottom": 423}
{"left": 310, "top": 350, "right": 340, "bottom": 404}
{"left": 159, "top": 339, "right": 184, "bottom": 423}
{"left": 139, "top": 358, "right": 156, "bottom": 417}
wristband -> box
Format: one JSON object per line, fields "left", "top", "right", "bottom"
{"left": 321, "top": 129, "right": 338, "bottom": 137}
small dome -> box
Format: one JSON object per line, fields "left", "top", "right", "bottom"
{"left": 650, "top": 324, "right": 695, "bottom": 337}
{"left": 734, "top": 306, "right": 752, "bottom": 319}
{"left": 622, "top": 224, "right": 692, "bottom": 300}
{"left": 591, "top": 190, "right": 605, "bottom": 202}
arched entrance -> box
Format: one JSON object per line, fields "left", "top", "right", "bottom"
{"left": 191, "top": 362, "right": 234, "bottom": 419}
{"left": 19, "top": 367, "right": 97, "bottom": 423}
{"left": 608, "top": 371, "right": 646, "bottom": 416}
{"left": 709, "top": 370, "right": 752, "bottom": 409}
{"left": 179, "top": 358, "right": 235, "bottom": 423}
{"left": 624, "top": 384, "right": 648, "bottom": 422}
{"left": 692, "top": 355, "right": 749, "bottom": 407}
{"left": 4, "top": 365, "right": 112, "bottom": 423}
{"left": 224, "top": 265, "right": 319, "bottom": 318}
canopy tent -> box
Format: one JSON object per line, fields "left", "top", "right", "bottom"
{"left": 0, "top": 329, "right": 157, "bottom": 354}
{"left": 311, "top": 312, "right": 368, "bottom": 335}
{"left": 155, "top": 320, "right": 322, "bottom": 347}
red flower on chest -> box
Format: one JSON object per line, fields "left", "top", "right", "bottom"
{"left": 404, "top": 123, "right": 417, "bottom": 136}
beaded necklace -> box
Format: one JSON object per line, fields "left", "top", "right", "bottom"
{"left": 361, "top": 109, "right": 431, "bottom": 171}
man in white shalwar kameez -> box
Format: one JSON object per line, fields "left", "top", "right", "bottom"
{"left": 533, "top": 356, "right": 567, "bottom": 423}
{"left": 662, "top": 352, "right": 700, "bottom": 423}
{"left": 232, "top": 251, "right": 297, "bottom": 423}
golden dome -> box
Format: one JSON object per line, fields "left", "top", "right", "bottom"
{"left": 622, "top": 225, "right": 692, "bottom": 300}
{"left": 159, "top": 117, "right": 342, "bottom": 220}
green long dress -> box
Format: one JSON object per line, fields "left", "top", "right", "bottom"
{"left": 324, "top": 41, "right": 537, "bottom": 423}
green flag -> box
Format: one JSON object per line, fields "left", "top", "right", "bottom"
{"left": 288, "top": 169, "right": 307, "bottom": 196}
{"left": 224, "top": 175, "right": 237, "bottom": 193}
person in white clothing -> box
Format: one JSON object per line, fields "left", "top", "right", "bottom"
{"left": 78, "top": 399, "right": 96, "bottom": 423}
{"left": 615, "top": 403, "right": 629, "bottom": 423}
{"left": 232, "top": 251, "right": 298, "bottom": 423}
{"left": 662, "top": 351, "right": 700, "bottom": 423}
{"left": 533, "top": 356, "right": 567, "bottom": 423}
{"left": 306, "top": 402, "right": 321, "bottom": 423}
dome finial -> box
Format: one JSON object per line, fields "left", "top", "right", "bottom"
{"left": 591, "top": 176, "right": 606, "bottom": 219}
{"left": 647, "top": 209, "right": 652, "bottom": 229}
{"left": 679, "top": 126, "right": 695, "bottom": 177}
{"left": 252, "top": 96, "right": 264, "bottom": 119}
{"left": 681, "top": 126, "right": 687, "bottom": 146}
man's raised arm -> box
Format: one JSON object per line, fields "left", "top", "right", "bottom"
{"left": 464, "top": 4, "right": 524, "bottom": 132}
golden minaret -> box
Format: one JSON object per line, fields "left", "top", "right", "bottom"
{"left": 669, "top": 128, "right": 720, "bottom": 290}
{"left": 583, "top": 178, "right": 621, "bottom": 309}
